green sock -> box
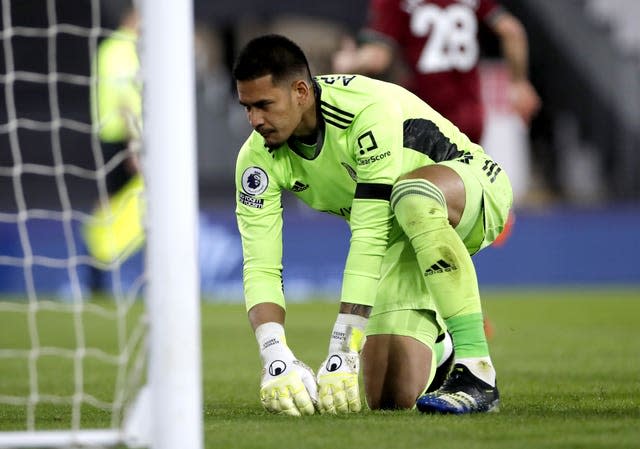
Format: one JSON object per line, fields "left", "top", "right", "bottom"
{"left": 391, "top": 178, "right": 489, "bottom": 358}
{"left": 444, "top": 313, "right": 489, "bottom": 358}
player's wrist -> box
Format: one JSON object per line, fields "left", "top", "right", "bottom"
{"left": 328, "top": 313, "right": 368, "bottom": 354}
{"left": 255, "top": 322, "right": 294, "bottom": 363}
{"left": 319, "top": 313, "right": 365, "bottom": 414}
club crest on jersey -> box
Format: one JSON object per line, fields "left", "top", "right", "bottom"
{"left": 241, "top": 166, "right": 269, "bottom": 196}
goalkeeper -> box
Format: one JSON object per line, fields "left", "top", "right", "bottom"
{"left": 233, "top": 35, "right": 511, "bottom": 415}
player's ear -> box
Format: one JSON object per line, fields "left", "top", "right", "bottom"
{"left": 292, "top": 79, "right": 311, "bottom": 105}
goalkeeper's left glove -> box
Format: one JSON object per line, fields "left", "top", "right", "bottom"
{"left": 317, "top": 313, "right": 367, "bottom": 414}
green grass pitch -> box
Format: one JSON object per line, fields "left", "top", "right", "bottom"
{"left": 1, "top": 289, "right": 639, "bottom": 448}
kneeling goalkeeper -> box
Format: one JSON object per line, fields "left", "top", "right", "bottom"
{"left": 233, "top": 35, "right": 511, "bottom": 415}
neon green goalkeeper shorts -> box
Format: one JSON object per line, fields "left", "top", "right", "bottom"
{"left": 368, "top": 150, "right": 512, "bottom": 342}
{"left": 366, "top": 309, "right": 440, "bottom": 348}
{"left": 440, "top": 150, "right": 513, "bottom": 255}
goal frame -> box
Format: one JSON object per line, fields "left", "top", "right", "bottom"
{"left": 0, "top": 0, "right": 203, "bottom": 447}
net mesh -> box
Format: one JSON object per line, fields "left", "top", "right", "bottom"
{"left": 0, "top": 0, "right": 147, "bottom": 434}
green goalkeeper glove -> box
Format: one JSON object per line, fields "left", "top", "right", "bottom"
{"left": 317, "top": 313, "right": 367, "bottom": 414}
{"left": 256, "top": 322, "right": 318, "bottom": 416}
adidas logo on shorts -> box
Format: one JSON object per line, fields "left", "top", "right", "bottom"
{"left": 424, "top": 259, "right": 457, "bottom": 276}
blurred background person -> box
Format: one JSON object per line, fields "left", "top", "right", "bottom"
{"left": 92, "top": 4, "right": 141, "bottom": 196}
{"left": 333, "top": 0, "right": 540, "bottom": 208}
{"left": 85, "top": 4, "right": 144, "bottom": 293}
{"left": 333, "top": 0, "right": 540, "bottom": 145}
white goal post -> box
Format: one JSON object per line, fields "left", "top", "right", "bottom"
{"left": 142, "top": 0, "right": 203, "bottom": 447}
{"left": 0, "top": 0, "right": 203, "bottom": 447}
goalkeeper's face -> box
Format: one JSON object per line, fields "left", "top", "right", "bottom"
{"left": 237, "top": 75, "right": 309, "bottom": 149}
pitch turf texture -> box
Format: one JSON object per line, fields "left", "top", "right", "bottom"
{"left": 1, "top": 290, "right": 639, "bottom": 449}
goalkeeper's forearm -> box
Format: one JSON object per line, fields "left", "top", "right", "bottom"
{"left": 248, "top": 302, "right": 286, "bottom": 330}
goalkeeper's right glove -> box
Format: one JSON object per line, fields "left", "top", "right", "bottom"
{"left": 255, "top": 322, "right": 318, "bottom": 416}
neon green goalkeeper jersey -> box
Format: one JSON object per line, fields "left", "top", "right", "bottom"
{"left": 235, "top": 74, "right": 484, "bottom": 311}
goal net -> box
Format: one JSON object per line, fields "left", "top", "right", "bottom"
{"left": 0, "top": 1, "right": 202, "bottom": 448}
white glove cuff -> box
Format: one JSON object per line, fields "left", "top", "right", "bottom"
{"left": 328, "top": 313, "right": 368, "bottom": 353}
{"left": 255, "top": 322, "right": 294, "bottom": 363}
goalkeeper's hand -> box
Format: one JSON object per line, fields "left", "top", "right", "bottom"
{"left": 260, "top": 356, "right": 318, "bottom": 416}
{"left": 255, "top": 322, "right": 318, "bottom": 416}
{"left": 316, "top": 312, "right": 367, "bottom": 414}
{"left": 317, "top": 350, "right": 361, "bottom": 414}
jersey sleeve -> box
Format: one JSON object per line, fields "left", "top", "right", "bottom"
{"left": 340, "top": 98, "right": 404, "bottom": 306}
{"left": 235, "top": 138, "right": 285, "bottom": 312}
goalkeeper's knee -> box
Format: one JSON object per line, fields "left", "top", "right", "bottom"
{"left": 391, "top": 178, "right": 450, "bottom": 246}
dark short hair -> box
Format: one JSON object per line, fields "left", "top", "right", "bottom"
{"left": 232, "top": 34, "right": 312, "bottom": 85}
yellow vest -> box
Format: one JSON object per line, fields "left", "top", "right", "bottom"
{"left": 92, "top": 27, "right": 141, "bottom": 143}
